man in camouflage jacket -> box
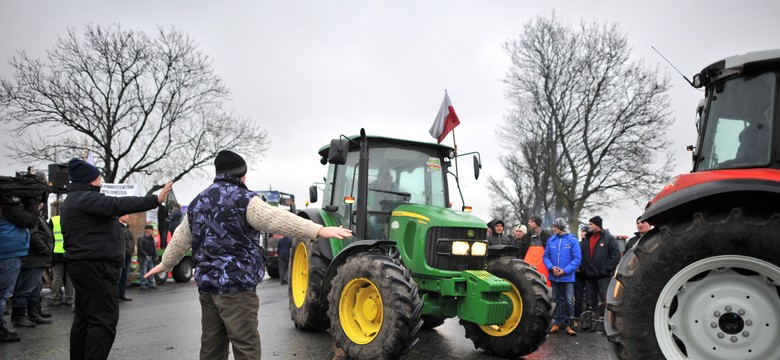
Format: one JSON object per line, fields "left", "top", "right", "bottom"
{"left": 145, "top": 150, "right": 352, "bottom": 360}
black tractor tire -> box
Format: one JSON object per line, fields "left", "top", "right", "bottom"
{"left": 421, "top": 315, "right": 445, "bottom": 330}
{"left": 153, "top": 257, "right": 168, "bottom": 285}
{"left": 461, "top": 256, "right": 553, "bottom": 358}
{"left": 289, "top": 237, "right": 331, "bottom": 331}
{"left": 606, "top": 208, "right": 780, "bottom": 360}
{"left": 267, "top": 265, "right": 280, "bottom": 279}
{"left": 171, "top": 258, "right": 193, "bottom": 283}
{"left": 327, "top": 252, "right": 423, "bottom": 360}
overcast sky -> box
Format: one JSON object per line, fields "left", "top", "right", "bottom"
{"left": 1, "top": 0, "right": 778, "bottom": 236}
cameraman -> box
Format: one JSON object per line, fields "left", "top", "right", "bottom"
{"left": 0, "top": 171, "right": 41, "bottom": 342}
{"left": 12, "top": 192, "right": 54, "bottom": 328}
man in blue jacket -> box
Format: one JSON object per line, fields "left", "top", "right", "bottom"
{"left": 543, "top": 218, "right": 582, "bottom": 336}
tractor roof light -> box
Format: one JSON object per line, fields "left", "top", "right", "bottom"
{"left": 471, "top": 241, "right": 487, "bottom": 257}
{"left": 452, "top": 241, "right": 470, "bottom": 256}
{"left": 343, "top": 196, "right": 355, "bottom": 204}
{"left": 462, "top": 205, "right": 472, "bottom": 212}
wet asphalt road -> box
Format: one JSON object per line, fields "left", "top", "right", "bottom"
{"left": 0, "top": 277, "right": 614, "bottom": 360}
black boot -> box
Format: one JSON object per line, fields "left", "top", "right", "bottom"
{"left": 34, "top": 303, "right": 52, "bottom": 318}
{"left": 28, "top": 305, "right": 53, "bottom": 325}
{"left": 0, "top": 323, "right": 21, "bottom": 342}
{"left": 11, "top": 307, "right": 37, "bottom": 328}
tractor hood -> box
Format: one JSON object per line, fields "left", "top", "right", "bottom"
{"left": 390, "top": 203, "right": 487, "bottom": 229}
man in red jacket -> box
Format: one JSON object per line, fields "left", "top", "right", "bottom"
{"left": 580, "top": 216, "right": 620, "bottom": 316}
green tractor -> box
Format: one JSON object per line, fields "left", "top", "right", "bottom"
{"left": 289, "top": 129, "right": 552, "bottom": 359}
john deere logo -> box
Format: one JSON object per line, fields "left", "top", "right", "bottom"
{"left": 467, "top": 230, "right": 475, "bottom": 238}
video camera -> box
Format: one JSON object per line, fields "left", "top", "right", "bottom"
{"left": 1, "top": 166, "right": 49, "bottom": 207}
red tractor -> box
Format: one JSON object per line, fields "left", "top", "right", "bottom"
{"left": 606, "top": 50, "right": 780, "bottom": 359}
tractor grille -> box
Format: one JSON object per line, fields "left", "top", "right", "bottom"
{"left": 425, "top": 227, "right": 487, "bottom": 271}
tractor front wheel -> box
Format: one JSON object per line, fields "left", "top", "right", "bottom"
{"left": 327, "top": 252, "right": 423, "bottom": 360}
{"left": 289, "top": 237, "right": 330, "bottom": 331}
{"left": 461, "top": 256, "right": 553, "bottom": 358}
{"left": 606, "top": 208, "right": 780, "bottom": 360}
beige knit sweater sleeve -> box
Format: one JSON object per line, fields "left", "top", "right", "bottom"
{"left": 246, "top": 196, "right": 322, "bottom": 239}
{"left": 159, "top": 215, "right": 193, "bottom": 272}
{"left": 158, "top": 196, "right": 322, "bottom": 272}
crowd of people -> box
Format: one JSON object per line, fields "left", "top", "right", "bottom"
{"left": 0, "top": 150, "right": 652, "bottom": 358}
{"left": 486, "top": 214, "right": 651, "bottom": 336}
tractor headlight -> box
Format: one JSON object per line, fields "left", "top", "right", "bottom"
{"left": 470, "top": 242, "right": 487, "bottom": 256}
{"left": 452, "top": 241, "right": 470, "bottom": 256}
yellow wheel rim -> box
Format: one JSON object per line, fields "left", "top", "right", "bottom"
{"left": 291, "top": 243, "right": 309, "bottom": 308}
{"left": 479, "top": 282, "right": 523, "bottom": 337}
{"left": 339, "top": 277, "right": 383, "bottom": 344}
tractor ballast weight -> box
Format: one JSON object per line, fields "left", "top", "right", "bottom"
{"left": 606, "top": 50, "right": 780, "bottom": 360}
{"left": 288, "top": 129, "right": 552, "bottom": 359}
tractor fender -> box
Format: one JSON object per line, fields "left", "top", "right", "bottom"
{"left": 643, "top": 176, "right": 780, "bottom": 225}
{"left": 487, "top": 245, "right": 521, "bottom": 259}
{"left": 321, "top": 240, "right": 395, "bottom": 301}
{"left": 297, "top": 208, "right": 336, "bottom": 260}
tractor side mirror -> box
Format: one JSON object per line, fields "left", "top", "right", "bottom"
{"left": 328, "top": 138, "right": 350, "bottom": 165}
{"left": 473, "top": 155, "right": 481, "bottom": 180}
{"left": 309, "top": 185, "right": 318, "bottom": 204}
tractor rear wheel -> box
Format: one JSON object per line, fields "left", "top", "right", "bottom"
{"left": 327, "top": 252, "right": 423, "bottom": 360}
{"left": 461, "top": 256, "right": 553, "bottom": 358}
{"left": 171, "top": 258, "right": 192, "bottom": 283}
{"left": 289, "top": 237, "right": 330, "bottom": 331}
{"left": 606, "top": 208, "right": 780, "bottom": 360}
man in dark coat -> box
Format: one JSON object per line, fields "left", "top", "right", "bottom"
{"left": 625, "top": 217, "right": 651, "bottom": 253}
{"left": 167, "top": 203, "right": 182, "bottom": 236}
{"left": 117, "top": 215, "right": 134, "bottom": 301}
{"left": 61, "top": 158, "right": 171, "bottom": 359}
{"left": 277, "top": 236, "right": 292, "bottom": 285}
{"left": 136, "top": 225, "right": 157, "bottom": 290}
{"left": 580, "top": 216, "right": 621, "bottom": 315}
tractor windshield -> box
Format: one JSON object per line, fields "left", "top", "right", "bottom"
{"left": 697, "top": 72, "right": 775, "bottom": 171}
{"left": 326, "top": 143, "right": 448, "bottom": 239}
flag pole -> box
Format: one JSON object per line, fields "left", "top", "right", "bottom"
{"left": 452, "top": 128, "right": 459, "bottom": 179}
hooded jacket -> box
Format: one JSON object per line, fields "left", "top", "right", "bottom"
{"left": 61, "top": 182, "right": 160, "bottom": 267}
{"left": 543, "top": 231, "right": 582, "bottom": 283}
{"left": 486, "top": 220, "right": 514, "bottom": 246}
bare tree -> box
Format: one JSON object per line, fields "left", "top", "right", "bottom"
{"left": 489, "top": 14, "right": 675, "bottom": 231}
{"left": 0, "top": 24, "right": 268, "bottom": 193}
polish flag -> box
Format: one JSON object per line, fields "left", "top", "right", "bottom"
{"left": 429, "top": 91, "right": 461, "bottom": 143}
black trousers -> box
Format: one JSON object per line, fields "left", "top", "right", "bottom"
{"left": 584, "top": 275, "right": 611, "bottom": 315}
{"left": 69, "top": 261, "right": 121, "bottom": 360}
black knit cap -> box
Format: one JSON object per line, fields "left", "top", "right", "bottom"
{"left": 214, "top": 150, "right": 247, "bottom": 177}
{"left": 530, "top": 215, "right": 543, "bottom": 227}
{"left": 67, "top": 158, "right": 101, "bottom": 183}
{"left": 144, "top": 225, "right": 154, "bottom": 230}
{"left": 589, "top": 216, "right": 603, "bottom": 229}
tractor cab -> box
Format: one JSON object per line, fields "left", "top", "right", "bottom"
{"left": 693, "top": 50, "right": 780, "bottom": 171}
{"left": 314, "top": 133, "right": 456, "bottom": 243}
